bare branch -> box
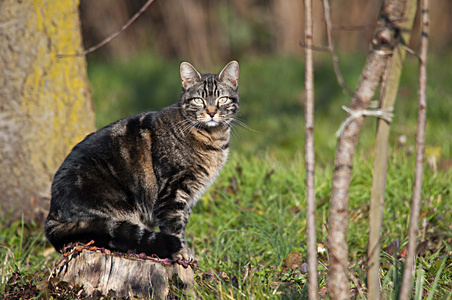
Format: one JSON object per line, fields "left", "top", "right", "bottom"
{"left": 401, "top": 44, "right": 420, "bottom": 58}
{"left": 303, "top": 0, "right": 318, "bottom": 298}
{"left": 321, "top": 0, "right": 353, "bottom": 95}
{"left": 57, "top": 0, "right": 156, "bottom": 58}
{"left": 399, "top": 0, "right": 430, "bottom": 297}
{"left": 299, "top": 42, "right": 330, "bottom": 52}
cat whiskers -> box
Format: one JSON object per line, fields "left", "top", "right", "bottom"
{"left": 182, "top": 120, "right": 198, "bottom": 136}
{"left": 171, "top": 118, "right": 196, "bottom": 137}
{"left": 224, "top": 117, "right": 257, "bottom": 143}
{"left": 231, "top": 117, "right": 259, "bottom": 133}
{"left": 219, "top": 119, "right": 240, "bottom": 144}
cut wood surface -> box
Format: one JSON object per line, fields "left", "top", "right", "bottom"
{"left": 55, "top": 247, "right": 195, "bottom": 299}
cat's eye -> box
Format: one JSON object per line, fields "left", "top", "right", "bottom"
{"left": 218, "top": 97, "right": 230, "bottom": 105}
{"left": 192, "top": 98, "right": 204, "bottom": 105}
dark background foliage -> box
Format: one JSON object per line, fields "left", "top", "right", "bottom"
{"left": 79, "top": 0, "right": 452, "bottom": 66}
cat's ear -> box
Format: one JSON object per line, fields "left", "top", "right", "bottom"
{"left": 180, "top": 62, "right": 202, "bottom": 89}
{"left": 218, "top": 61, "right": 239, "bottom": 89}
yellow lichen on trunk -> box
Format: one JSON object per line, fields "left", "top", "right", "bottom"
{"left": 0, "top": 0, "right": 95, "bottom": 221}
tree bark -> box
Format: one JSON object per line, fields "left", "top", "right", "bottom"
{"left": 303, "top": 0, "right": 318, "bottom": 298}
{"left": 326, "top": 1, "right": 416, "bottom": 298}
{"left": 56, "top": 249, "right": 195, "bottom": 299}
{"left": 0, "top": 0, "right": 95, "bottom": 222}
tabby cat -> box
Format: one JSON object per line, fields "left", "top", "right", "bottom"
{"left": 44, "top": 61, "right": 240, "bottom": 261}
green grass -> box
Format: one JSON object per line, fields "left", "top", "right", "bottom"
{"left": 1, "top": 53, "right": 452, "bottom": 298}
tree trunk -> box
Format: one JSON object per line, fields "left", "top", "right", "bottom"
{"left": 0, "top": 0, "right": 95, "bottom": 222}
{"left": 326, "top": 1, "right": 417, "bottom": 298}
{"left": 56, "top": 249, "right": 195, "bottom": 299}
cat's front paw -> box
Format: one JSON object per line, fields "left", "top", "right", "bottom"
{"left": 172, "top": 247, "right": 194, "bottom": 262}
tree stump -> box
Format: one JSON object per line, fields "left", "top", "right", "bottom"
{"left": 55, "top": 245, "right": 196, "bottom": 299}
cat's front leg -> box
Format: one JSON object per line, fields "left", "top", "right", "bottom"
{"left": 154, "top": 195, "right": 194, "bottom": 261}
{"left": 166, "top": 216, "right": 194, "bottom": 261}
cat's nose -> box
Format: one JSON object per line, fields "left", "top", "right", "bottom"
{"left": 207, "top": 111, "right": 216, "bottom": 118}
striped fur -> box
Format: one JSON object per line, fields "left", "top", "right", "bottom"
{"left": 45, "top": 61, "right": 240, "bottom": 260}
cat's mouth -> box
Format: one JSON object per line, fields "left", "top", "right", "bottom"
{"left": 199, "top": 115, "right": 222, "bottom": 127}
{"left": 194, "top": 114, "right": 232, "bottom": 128}
{"left": 205, "top": 120, "right": 218, "bottom": 127}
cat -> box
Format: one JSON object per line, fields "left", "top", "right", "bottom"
{"left": 44, "top": 61, "right": 240, "bottom": 261}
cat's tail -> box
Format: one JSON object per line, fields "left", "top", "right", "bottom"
{"left": 44, "top": 217, "right": 181, "bottom": 258}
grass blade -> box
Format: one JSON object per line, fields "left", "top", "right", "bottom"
{"left": 426, "top": 253, "right": 449, "bottom": 300}
{"left": 414, "top": 267, "right": 425, "bottom": 300}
